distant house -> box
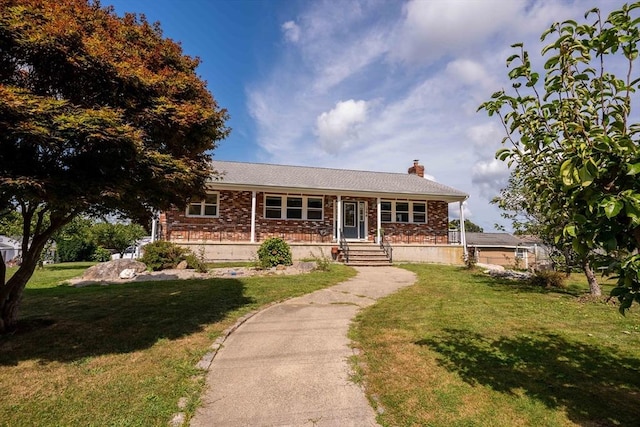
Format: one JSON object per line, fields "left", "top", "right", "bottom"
{"left": 159, "top": 160, "right": 469, "bottom": 263}
{"left": 466, "top": 232, "right": 530, "bottom": 269}
{"left": 0, "top": 235, "right": 21, "bottom": 263}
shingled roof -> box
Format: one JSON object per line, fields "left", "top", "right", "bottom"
{"left": 466, "top": 232, "right": 523, "bottom": 247}
{"left": 209, "top": 160, "right": 468, "bottom": 202}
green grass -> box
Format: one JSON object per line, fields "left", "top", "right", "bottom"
{"left": 350, "top": 264, "right": 640, "bottom": 427}
{"left": 0, "top": 262, "right": 356, "bottom": 426}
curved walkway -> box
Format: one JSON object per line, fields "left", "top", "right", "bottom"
{"left": 190, "top": 266, "right": 417, "bottom": 427}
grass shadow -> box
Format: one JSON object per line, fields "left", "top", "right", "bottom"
{"left": 470, "top": 271, "right": 583, "bottom": 297}
{"left": 416, "top": 328, "right": 640, "bottom": 426}
{"left": 0, "top": 278, "right": 251, "bottom": 365}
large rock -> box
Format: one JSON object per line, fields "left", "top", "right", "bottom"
{"left": 81, "top": 259, "right": 147, "bottom": 281}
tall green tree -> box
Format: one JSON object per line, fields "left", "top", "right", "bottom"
{"left": 449, "top": 219, "right": 484, "bottom": 233}
{"left": 492, "top": 163, "right": 601, "bottom": 294}
{"left": 0, "top": 0, "right": 229, "bottom": 332}
{"left": 479, "top": 3, "right": 640, "bottom": 312}
{"left": 90, "top": 222, "right": 146, "bottom": 258}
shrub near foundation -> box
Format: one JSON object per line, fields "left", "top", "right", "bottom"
{"left": 257, "top": 238, "right": 292, "bottom": 268}
{"left": 140, "top": 241, "right": 187, "bottom": 271}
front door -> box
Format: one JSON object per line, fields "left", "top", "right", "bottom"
{"left": 342, "top": 201, "right": 366, "bottom": 240}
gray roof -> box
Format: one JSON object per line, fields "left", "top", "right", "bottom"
{"left": 209, "top": 160, "right": 468, "bottom": 201}
{"left": 466, "top": 232, "right": 523, "bottom": 247}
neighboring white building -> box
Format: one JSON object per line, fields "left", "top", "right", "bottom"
{"left": 0, "top": 235, "right": 21, "bottom": 263}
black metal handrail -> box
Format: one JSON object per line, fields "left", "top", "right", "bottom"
{"left": 380, "top": 233, "right": 393, "bottom": 263}
{"left": 339, "top": 229, "right": 349, "bottom": 263}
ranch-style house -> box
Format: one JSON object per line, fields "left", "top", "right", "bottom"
{"left": 158, "top": 160, "right": 469, "bottom": 264}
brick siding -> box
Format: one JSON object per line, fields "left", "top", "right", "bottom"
{"left": 160, "top": 190, "right": 451, "bottom": 244}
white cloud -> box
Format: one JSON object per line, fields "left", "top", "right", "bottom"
{"left": 315, "top": 99, "right": 369, "bottom": 153}
{"left": 471, "top": 158, "right": 510, "bottom": 200}
{"left": 389, "top": 0, "right": 523, "bottom": 65}
{"left": 246, "top": 0, "right": 615, "bottom": 231}
{"left": 281, "top": 20, "right": 301, "bottom": 43}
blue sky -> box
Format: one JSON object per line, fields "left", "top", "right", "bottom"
{"left": 107, "top": 0, "right": 621, "bottom": 232}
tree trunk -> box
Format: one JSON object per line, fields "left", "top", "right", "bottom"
{"left": 0, "top": 253, "right": 39, "bottom": 333}
{"left": 582, "top": 259, "right": 601, "bottom": 297}
{"left": 562, "top": 248, "right": 572, "bottom": 278}
{"left": 0, "top": 230, "right": 52, "bottom": 334}
{"left": 0, "top": 286, "right": 23, "bottom": 333}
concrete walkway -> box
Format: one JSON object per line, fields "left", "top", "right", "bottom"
{"left": 190, "top": 266, "right": 417, "bottom": 427}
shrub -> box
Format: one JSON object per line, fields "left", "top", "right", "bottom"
{"left": 528, "top": 270, "right": 566, "bottom": 289}
{"left": 185, "top": 252, "right": 208, "bottom": 273}
{"left": 257, "top": 237, "right": 292, "bottom": 268}
{"left": 91, "top": 246, "right": 112, "bottom": 262}
{"left": 140, "top": 240, "right": 187, "bottom": 271}
{"left": 57, "top": 238, "right": 96, "bottom": 262}
{"left": 309, "top": 248, "right": 332, "bottom": 271}
{"left": 464, "top": 251, "right": 477, "bottom": 270}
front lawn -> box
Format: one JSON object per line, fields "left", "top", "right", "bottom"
{"left": 350, "top": 264, "right": 640, "bottom": 426}
{"left": 0, "top": 262, "right": 356, "bottom": 426}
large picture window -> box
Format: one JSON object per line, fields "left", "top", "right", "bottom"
{"left": 264, "top": 195, "right": 324, "bottom": 220}
{"left": 380, "top": 200, "right": 428, "bottom": 223}
{"left": 187, "top": 193, "right": 219, "bottom": 217}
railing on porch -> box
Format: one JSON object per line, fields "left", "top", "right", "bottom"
{"left": 381, "top": 229, "right": 461, "bottom": 245}
{"left": 163, "top": 222, "right": 462, "bottom": 246}
{"left": 339, "top": 229, "right": 350, "bottom": 263}
{"left": 380, "top": 234, "right": 393, "bottom": 263}
{"left": 164, "top": 223, "right": 334, "bottom": 243}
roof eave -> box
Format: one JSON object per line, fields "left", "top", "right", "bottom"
{"left": 207, "top": 182, "right": 468, "bottom": 202}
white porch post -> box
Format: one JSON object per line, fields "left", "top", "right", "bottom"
{"left": 337, "top": 195, "right": 342, "bottom": 240}
{"left": 459, "top": 200, "right": 467, "bottom": 257}
{"left": 376, "top": 197, "right": 382, "bottom": 243}
{"left": 250, "top": 191, "right": 256, "bottom": 243}
{"left": 150, "top": 213, "right": 157, "bottom": 242}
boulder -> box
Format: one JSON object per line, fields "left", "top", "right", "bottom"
{"left": 81, "top": 259, "right": 147, "bottom": 281}
{"left": 119, "top": 268, "right": 137, "bottom": 279}
{"left": 176, "top": 260, "right": 189, "bottom": 270}
{"left": 292, "top": 261, "right": 316, "bottom": 272}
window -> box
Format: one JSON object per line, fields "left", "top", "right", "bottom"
{"left": 413, "top": 203, "right": 426, "bottom": 223}
{"left": 187, "top": 193, "right": 219, "bottom": 217}
{"left": 380, "top": 200, "right": 428, "bottom": 223}
{"left": 515, "top": 247, "right": 528, "bottom": 259}
{"left": 396, "top": 202, "right": 409, "bottom": 223}
{"left": 344, "top": 202, "right": 356, "bottom": 227}
{"left": 264, "top": 195, "right": 324, "bottom": 220}
{"left": 381, "top": 201, "right": 392, "bottom": 222}
{"left": 265, "top": 196, "right": 282, "bottom": 219}
{"left": 307, "top": 198, "right": 323, "bottom": 220}
{"left": 287, "top": 197, "right": 303, "bottom": 219}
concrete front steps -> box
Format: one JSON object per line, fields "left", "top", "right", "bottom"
{"left": 341, "top": 243, "right": 392, "bottom": 266}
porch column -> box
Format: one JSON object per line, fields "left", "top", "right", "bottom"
{"left": 150, "top": 212, "right": 157, "bottom": 242}
{"left": 459, "top": 201, "right": 467, "bottom": 257}
{"left": 337, "top": 195, "right": 342, "bottom": 240}
{"left": 250, "top": 191, "right": 256, "bottom": 243}
{"left": 376, "top": 197, "right": 381, "bottom": 243}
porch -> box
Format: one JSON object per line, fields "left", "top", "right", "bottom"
{"left": 161, "top": 222, "right": 462, "bottom": 245}
{"left": 175, "top": 240, "right": 466, "bottom": 266}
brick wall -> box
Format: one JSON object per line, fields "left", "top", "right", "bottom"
{"left": 370, "top": 200, "right": 450, "bottom": 244}
{"left": 160, "top": 190, "right": 451, "bottom": 244}
{"left": 161, "top": 190, "right": 334, "bottom": 243}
